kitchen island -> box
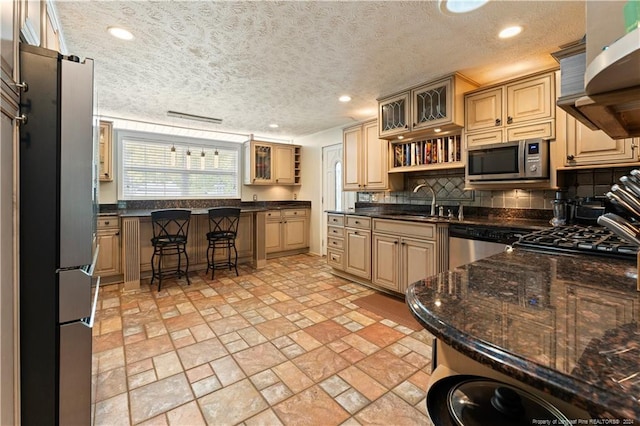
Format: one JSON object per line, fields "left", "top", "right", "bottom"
{"left": 407, "top": 248, "right": 640, "bottom": 421}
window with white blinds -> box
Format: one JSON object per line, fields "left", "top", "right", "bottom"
{"left": 118, "top": 131, "right": 240, "bottom": 199}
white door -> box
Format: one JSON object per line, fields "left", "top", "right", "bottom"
{"left": 322, "top": 144, "right": 354, "bottom": 255}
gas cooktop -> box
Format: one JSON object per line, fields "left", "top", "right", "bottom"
{"left": 515, "top": 225, "right": 639, "bottom": 260}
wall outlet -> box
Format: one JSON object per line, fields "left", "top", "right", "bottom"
{"left": 252, "top": 194, "right": 257, "bottom": 201}
{"left": 293, "top": 193, "right": 297, "bottom": 200}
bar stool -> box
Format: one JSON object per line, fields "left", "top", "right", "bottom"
{"left": 150, "top": 209, "right": 191, "bottom": 291}
{"left": 206, "top": 207, "right": 241, "bottom": 279}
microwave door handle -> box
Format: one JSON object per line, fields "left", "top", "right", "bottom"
{"left": 520, "top": 144, "right": 527, "bottom": 179}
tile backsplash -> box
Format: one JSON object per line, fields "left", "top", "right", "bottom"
{"left": 357, "top": 167, "right": 637, "bottom": 210}
{"left": 357, "top": 170, "right": 557, "bottom": 210}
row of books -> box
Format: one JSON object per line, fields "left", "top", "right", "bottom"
{"left": 392, "top": 136, "right": 461, "bottom": 167}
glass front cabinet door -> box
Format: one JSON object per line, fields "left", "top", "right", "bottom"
{"left": 253, "top": 142, "right": 273, "bottom": 183}
{"left": 411, "top": 77, "right": 452, "bottom": 131}
{"left": 378, "top": 92, "right": 410, "bottom": 138}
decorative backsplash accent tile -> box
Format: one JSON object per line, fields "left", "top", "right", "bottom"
{"left": 358, "top": 171, "right": 556, "bottom": 210}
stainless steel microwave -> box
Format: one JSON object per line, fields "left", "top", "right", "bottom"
{"left": 465, "top": 138, "right": 549, "bottom": 183}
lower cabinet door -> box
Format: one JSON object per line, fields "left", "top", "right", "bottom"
{"left": 400, "top": 237, "right": 436, "bottom": 293}
{"left": 265, "top": 220, "right": 282, "bottom": 253}
{"left": 372, "top": 233, "right": 400, "bottom": 291}
{"left": 345, "top": 229, "right": 371, "bottom": 279}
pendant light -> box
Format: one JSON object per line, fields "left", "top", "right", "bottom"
{"left": 170, "top": 144, "right": 176, "bottom": 166}
{"left": 185, "top": 147, "right": 191, "bottom": 169}
{"left": 200, "top": 149, "right": 206, "bottom": 170}
{"left": 213, "top": 148, "right": 219, "bottom": 169}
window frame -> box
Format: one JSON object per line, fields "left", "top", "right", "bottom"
{"left": 116, "top": 129, "right": 242, "bottom": 200}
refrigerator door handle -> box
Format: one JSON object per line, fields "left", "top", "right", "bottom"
{"left": 82, "top": 276, "right": 100, "bottom": 328}
{"left": 81, "top": 244, "right": 100, "bottom": 277}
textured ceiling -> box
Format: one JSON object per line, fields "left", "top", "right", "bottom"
{"left": 54, "top": 1, "right": 585, "bottom": 141}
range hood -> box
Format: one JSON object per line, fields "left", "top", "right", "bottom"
{"left": 553, "top": 28, "right": 640, "bottom": 139}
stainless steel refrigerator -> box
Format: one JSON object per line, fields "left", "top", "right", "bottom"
{"left": 19, "top": 43, "right": 99, "bottom": 426}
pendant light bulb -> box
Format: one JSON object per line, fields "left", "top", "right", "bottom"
{"left": 186, "top": 147, "right": 191, "bottom": 169}
{"left": 170, "top": 145, "right": 176, "bottom": 166}
{"left": 200, "top": 149, "right": 206, "bottom": 170}
{"left": 213, "top": 148, "right": 219, "bottom": 169}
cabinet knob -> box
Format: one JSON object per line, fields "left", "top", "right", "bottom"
{"left": 404, "top": 124, "right": 408, "bottom": 129}
{"left": 105, "top": 221, "right": 110, "bottom": 225}
{"left": 507, "top": 116, "right": 513, "bottom": 124}
{"left": 355, "top": 220, "right": 359, "bottom": 224}
{"left": 294, "top": 212, "right": 297, "bottom": 215}
{"left": 632, "top": 143, "right": 638, "bottom": 151}
{"left": 394, "top": 241, "right": 398, "bottom": 245}
{"left": 495, "top": 118, "right": 501, "bottom": 126}
{"left": 276, "top": 179, "right": 279, "bottom": 182}
{"left": 566, "top": 155, "right": 575, "bottom": 161}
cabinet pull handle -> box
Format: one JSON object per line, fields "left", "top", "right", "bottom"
{"left": 507, "top": 116, "right": 513, "bottom": 124}
{"left": 14, "top": 114, "right": 28, "bottom": 126}
{"left": 567, "top": 155, "right": 575, "bottom": 161}
{"left": 495, "top": 118, "right": 501, "bottom": 126}
{"left": 115, "top": 232, "right": 120, "bottom": 236}
{"left": 14, "top": 82, "right": 28, "bottom": 92}
{"left": 632, "top": 143, "right": 638, "bottom": 151}
{"left": 105, "top": 221, "right": 110, "bottom": 225}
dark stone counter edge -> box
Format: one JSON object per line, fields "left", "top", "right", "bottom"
{"left": 325, "top": 209, "right": 551, "bottom": 230}
{"left": 100, "top": 201, "right": 311, "bottom": 217}
{"left": 405, "top": 283, "right": 638, "bottom": 421}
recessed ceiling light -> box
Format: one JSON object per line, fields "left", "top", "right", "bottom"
{"left": 434, "top": 128, "right": 442, "bottom": 133}
{"left": 107, "top": 26, "right": 134, "bottom": 40}
{"left": 269, "top": 124, "right": 279, "bottom": 128}
{"left": 339, "top": 95, "right": 351, "bottom": 103}
{"left": 397, "top": 136, "right": 404, "bottom": 140}
{"left": 439, "top": 0, "right": 489, "bottom": 14}
{"left": 499, "top": 25, "right": 523, "bottom": 39}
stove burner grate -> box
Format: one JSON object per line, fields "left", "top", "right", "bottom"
{"left": 516, "top": 225, "right": 638, "bottom": 259}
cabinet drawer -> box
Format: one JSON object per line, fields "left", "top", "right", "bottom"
{"left": 328, "top": 226, "right": 344, "bottom": 238}
{"left": 372, "top": 219, "right": 435, "bottom": 239}
{"left": 506, "top": 121, "right": 553, "bottom": 141}
{"left": 327, "top": 248, "right": 344, "bottom": 270}
{"left": 283, "top": 209, "right": 307, "bottom": 217}
{"left": 327, "top": 237, "right": 344, "bottom": 250}
{"left": 328, "top": 214, "right": 344, "bottom": 226}
{"left": 97, "top": 216, "right": 119, "bottom": 229}
{"left": 266, "top": 210, "right": 281, "bottom": 220}
{"left": 466, "top": 129, "right": 504, "bottom": 147}
{"left": 345, "top": 215, "right": 371, "bottom": 229}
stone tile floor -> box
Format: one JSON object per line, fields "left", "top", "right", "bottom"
{"left": 92, "top": 254, "right": 436, "bottom": 425}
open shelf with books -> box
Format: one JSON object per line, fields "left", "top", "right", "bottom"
{"left": 389, "top": 134, "right": 464, "bottom": 173}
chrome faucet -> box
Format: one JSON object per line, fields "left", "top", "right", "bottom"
{"left": 413, "top": 183, "right": 437, "bottom": 216}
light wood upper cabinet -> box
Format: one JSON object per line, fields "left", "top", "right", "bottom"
{"left": 378, "top": 92, "right": 410, "bottom": 139}
{"left": 465, "top": 87, "right": 503, "bottom": 132}
{"left": 379, "top": 74, "right": 477, "bottom": 139}
{"left": 99, "top": 121, "right": 113, "bottom": 181}
{"left": 1, "top": 0, "right": 19, "bottom": 94}
{"left": 244, "top": 140, "right": 301, "bottom": 185}
{"left": 465, "top": 71, "right": 555, "bottom": 146}
{"left": 342, "top": 120, "right": 402, "bottom": 192}
{"left": 274, "top": 144, "right": 295, "bottom": 184}
{"left": 564, "top": 113, "right": 639, "bottom": 166}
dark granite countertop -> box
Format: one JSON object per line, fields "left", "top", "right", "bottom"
{"left": 118, "top": 207, "right": 267, "bottom": 217}
{"left": 102, "top": 201, "right": 311, "bottom": 218}
{"left": 326, "top": 209, "right": 551, "bottom": 230}
{"left": 406, "top": 248, "right": 640, "bottom": 421}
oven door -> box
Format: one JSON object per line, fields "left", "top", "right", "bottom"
{"left": 466, "top": 142, "right": 524, "bottom": 182}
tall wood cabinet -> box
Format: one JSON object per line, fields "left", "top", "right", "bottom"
{"left": 99, "top": 120, "right": 113, "bottom": 181}
{"left": 343, "top": 120, "right": 402, "bottom": 191}
{"left": 465, "top": 71, "right": 556, "bottom": 147}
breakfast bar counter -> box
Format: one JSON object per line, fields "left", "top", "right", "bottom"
{"left": 118, "top": 208, "right": 268, "bottom": 291}
{"left": 406, "top": 248, "right": 640, "bottom": 421}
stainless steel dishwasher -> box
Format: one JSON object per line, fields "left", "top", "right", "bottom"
{"left": 448, "top": 224, "right": 528, "bottom": 269}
